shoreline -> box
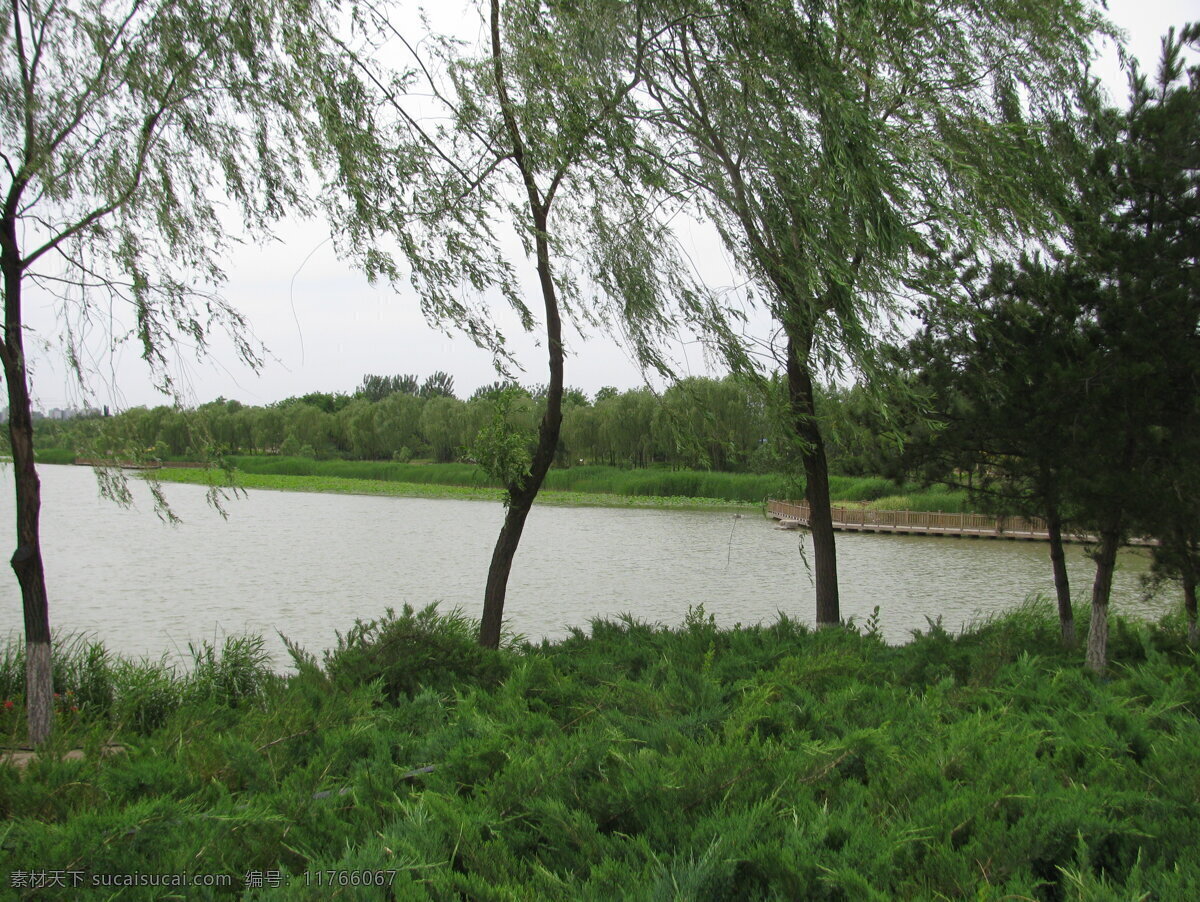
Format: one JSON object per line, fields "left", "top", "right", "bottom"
{"left": 138, "top": 466, "right": 764, "bottom": 513}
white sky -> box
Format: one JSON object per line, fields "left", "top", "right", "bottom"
{"left": 22, "top": 0, "right": 1198, "bottom": 412}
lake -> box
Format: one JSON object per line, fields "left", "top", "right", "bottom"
{"left": 0, "top": 465, "right": 1179, "bottom": 664}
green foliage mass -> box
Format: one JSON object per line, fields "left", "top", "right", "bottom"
{"left": 467, "top": 386, "right": 535, "bottom": 499}
{"left": 3, "top": 602, "right": 1199, "bottom": 899}
{"left": 32, "top": 374, "right": 892, "bottom": 478}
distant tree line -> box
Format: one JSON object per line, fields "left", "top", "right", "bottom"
{"left": 34, "top": 372, "right": 885, "bottom": 476}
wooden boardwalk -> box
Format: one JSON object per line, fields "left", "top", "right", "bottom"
{"left": 767, "top": 500, "right": 1134, "bottom": 544}
{"left": 73, "top": 458, "right": 208, "bottom": 470}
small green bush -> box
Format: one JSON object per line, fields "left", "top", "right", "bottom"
{"left": 323, "top": 604, "right": 510, "bottom": 703}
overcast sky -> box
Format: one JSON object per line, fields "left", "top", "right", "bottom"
{"left": 23, "top": 0, "right": 1198, "bottom": 412}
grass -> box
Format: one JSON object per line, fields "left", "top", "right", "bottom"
{"left": 149, "top": 457, "right": 971, "bottom": 512}
{"left": 2, "top": 602, "right": 1198, "bottom": 899}
{"left": 225, "top": 457, "right": 787, "bottom": 503}
{"left": 32, "top": 449, "right": 77, "bottom": 465}
{"left": 1, "top": 633, "right": 276, "bottom": 745}
{"left": 144, "top": 467, "right": 763, "bottom": 512}
{"left": 30, "top": 454, "right": 972, "bottom": 512}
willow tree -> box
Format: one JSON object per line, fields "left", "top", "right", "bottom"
{"left": 640, "top": 0, "right": 1106, "bottom": 625}
{"left": 334, "top": 0, "right": 694, "bottom": 648}
{"left": 1, "top": 0, "right": 361, "bottom": 743}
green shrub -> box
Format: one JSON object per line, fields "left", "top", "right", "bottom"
{"left": 7, "top": 605, "right": 1199, "bottom": 898}
{"left": 323, "top": 604, "right": 510, "bottom": 703}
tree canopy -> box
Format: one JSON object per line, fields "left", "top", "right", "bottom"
{"left": 1, "top": 0, "right": 367, "bottom": 742}
{"left": 882, "top": 22, "right": 1200, "bottom": 668}
{"left": 632, "top": 0, "right": 1107, "bottom": 625}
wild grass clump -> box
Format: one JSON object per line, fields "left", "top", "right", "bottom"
{"left": 5, "top": 603, "right": 1199, "bottom": 899}
{"left": 828, "top": 474, "right": 896, "bottom": 501}
{"left": 862, "top": 487, "right": 970, "bottom": 512}
{"left": 0, "top": 633, "right": 114, "bottom": 719}
{"left": 0, "top": 633, "right": 276, "bottom": 740}
{"left": 186, "top": 635, "right": 277, "bottom": 707}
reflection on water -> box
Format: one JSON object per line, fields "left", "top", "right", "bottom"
{"left": 0, "top": 465, "right": 1179, "bottom": 663}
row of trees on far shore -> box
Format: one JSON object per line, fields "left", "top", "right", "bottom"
{"left": 35, "top": 374, "right": 884, "bottom": 476}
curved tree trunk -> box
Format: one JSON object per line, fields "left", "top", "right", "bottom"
{"left": 478, "top": 266, "right": 563, "bottom": 647}
{"left": 1, "top": 213, "right": 54, "bottom": 746}
{"left": 786, "top": 330, "right": 839, "bottom": 627}
{"left": 1046, "top": 507, "right": 1075, "bottom": 648}
{"left": 478, "top": 0, "right": 564, "bottom": 648}
{"left": 1084, "top": 527, "right": 1121, "bottom": 673}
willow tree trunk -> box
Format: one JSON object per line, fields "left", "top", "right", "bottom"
{"left": 478, "top": 370, "right": 563, "bottom": 647}
{"left": 1183, "top": 564, "right": 1197, "bottom": 649}
{"left": 478, "top": 214, "right": 564, "bottom": 648}
{"left": 1084, "top": 528, "right": 1121, "bottom": 673}
{"left": 1, "top": 211, "right": 54, "bottom": 745}
{"left": 786, "top": 331, "right": 839, "bottom": 627}
{"left": 477, "top": 2, "right": 565, "bottom": 648}
{"left": 1046, "top": 508, "right": 1075, "bottom": 647}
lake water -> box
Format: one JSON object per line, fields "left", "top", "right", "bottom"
{"left": 0, "top": 465, "right": 1179, "bottom": 664}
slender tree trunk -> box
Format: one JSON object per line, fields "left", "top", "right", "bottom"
{"left": 1046, "top": 507, "right": 1075, "bottom": 648}
{"left": 479, "top": 387, "right": 563, "bottom": 648}
{"left": 480, "top": 495, "right": 533, "bottom": 649}
{"left": 1, "top": 213, "right": 54, "bottom": 745}
{"left": 1182, "top": 563, "right": 1197, "bottom": 649}
{"left": 786, "top": 330, "right": 839, "bottom": 627}
{"left": 479, "top": 212, "right": 564, "bottom": 648}
{"left": 478, "top": 4, "right": 564, "bottom": 647}
{"left": 1084, "top": 528, "right": 1121, "bottom": 673}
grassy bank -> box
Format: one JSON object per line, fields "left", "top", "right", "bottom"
{"left": 31, "top": 449, "right": 76, "bottom": 465}
{"left": 145, "top": 466, "right": 760, "bottom": 512}
{"left": 2, "top": 602, "right": 1198, "bottom": 899}
{"left": 223, "top": 457, "right": 789, "bottom": 503}
{"left": 134, "top": 457, "right": 970, "bottom": 511}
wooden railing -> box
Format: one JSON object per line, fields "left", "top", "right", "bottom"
{"left": 768, "top": 500, "right": 1051, "bottom": 538}
{"left": 73, "top": 458, "right": 209, "bottom": 470}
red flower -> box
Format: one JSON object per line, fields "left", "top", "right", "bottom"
{"left": 3, "top": 700, "right": 12, "bottom": 709}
